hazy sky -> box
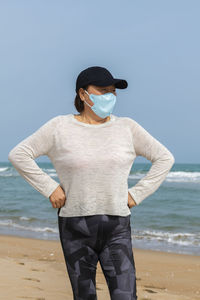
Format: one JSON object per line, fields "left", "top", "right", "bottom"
{"left": 1, "top": 0, "right": 199, "bottom": 163}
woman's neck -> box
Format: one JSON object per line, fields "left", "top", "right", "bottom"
{"left": 75, "top": 113, "right": 111, "bottom": 125}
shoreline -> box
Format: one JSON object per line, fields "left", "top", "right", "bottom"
{"left": 0, "top": 230, "right": 199, "bottom": 257}
{"left": 0, "top": 234, "right": 199, "bottom": 300}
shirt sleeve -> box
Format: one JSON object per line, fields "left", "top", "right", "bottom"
{"left": 128, "top": 119, "right": 175, "bottom": 205}
{"left": 8, "top": 116, "right": 61, "bottom": 199}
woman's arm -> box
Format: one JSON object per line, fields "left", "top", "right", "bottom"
{"left": 8, "top": 116, "right": 61, "bottom": 199}
{"left": 128, "top": 119, "right": 175, "bottom": 206}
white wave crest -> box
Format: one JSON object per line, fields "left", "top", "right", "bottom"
{"left": 129, "top": 171, "right": 200, "bottom": 183}
{"left": 0, "top": 167, "right": 9, "bottom": 172}
{"left": 132, "top": 229, "right": 200, "bottom": 246}
{"left": 19, "top": 216, "right": 31, "bottom": 221}
{"left": 166, "top": 171, "right": 200, "bottom": 182}
{"left": 0, "top": 220, "right": 58, "bottom": 233}
{"left": 0, "top": 166, "right": 58, "bottom": 178}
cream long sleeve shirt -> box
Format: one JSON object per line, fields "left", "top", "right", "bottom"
{"left": 8, "top": 113, "right": 175, "bottom": 217}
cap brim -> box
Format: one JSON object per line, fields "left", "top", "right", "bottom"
{"left": 113, "top": 79, "right": 128, "bottom": 89}
{"left": 89, "top": 78, "right": 128, "bottom": 89}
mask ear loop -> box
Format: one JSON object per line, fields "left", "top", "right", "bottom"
{"left": 83, "top": 90, "right": 92, "bottom": 108}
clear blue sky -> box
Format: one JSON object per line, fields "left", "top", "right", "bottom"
{"left": 1, "top": 0, "right": 199, "bottom": 163}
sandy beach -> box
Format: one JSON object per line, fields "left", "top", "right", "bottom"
{"left": 0, "top": 234, "right": 199, "bottom": 300}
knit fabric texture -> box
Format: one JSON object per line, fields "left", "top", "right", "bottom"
{"left": 8, "top": 113, "right": 175, "bottom": 217}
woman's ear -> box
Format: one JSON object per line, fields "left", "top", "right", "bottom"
{"left": 78, "top": 88, "right": 85, "bottom": 101}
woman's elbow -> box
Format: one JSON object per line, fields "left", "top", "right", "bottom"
{"left": 155, "top": 149, "right": 175, "bottom": 170}
{"left": 8, "top": 146, "right": 24, "bottom": 165}
{"left": 8, "top": 148, "right": 18, "bottom": 165}
{"left": 165, "top": 151, "right": 175, "bottom": 170}
{"left": 169, "top": 152, "right": 175, "bottom": 165}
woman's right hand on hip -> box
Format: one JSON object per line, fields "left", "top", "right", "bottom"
{"left": 49, "top": 185, "right": 66, "bottom": 208}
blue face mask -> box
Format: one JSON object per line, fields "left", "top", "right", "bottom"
{"left": 84, "top": 89, "right": 117, "bottom": 119}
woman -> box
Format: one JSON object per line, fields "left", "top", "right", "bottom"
{"left": 8, "top": 66, "right": 175, "bottom": 300}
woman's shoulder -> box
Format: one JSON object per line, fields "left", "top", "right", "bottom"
{"left": 114, "top": 114, "right": 140, "bottom": 129}
{"left": 38, "top": 114, "right": 72, "bottom": 131}
{"left": 46, "top": 114, "right": 72, "bottom": 123}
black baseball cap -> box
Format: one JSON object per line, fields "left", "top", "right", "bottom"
{"left": 75, "top": 66, "right": 128, "bottom": 93}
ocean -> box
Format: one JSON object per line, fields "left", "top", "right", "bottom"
{"left": 0, "top": 161, "right": 199, "bottom": 256}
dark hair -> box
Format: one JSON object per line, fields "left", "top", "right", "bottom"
{"left": 74, "top": 85, "right": 89, "bottom": 113}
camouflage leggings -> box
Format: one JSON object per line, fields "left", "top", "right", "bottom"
{"left": 58, "top": 212, "right": 137, "bottom": 300}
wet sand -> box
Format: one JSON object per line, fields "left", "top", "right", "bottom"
{"left": 0, "top": 234, "right": 199, "bottom": 300}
